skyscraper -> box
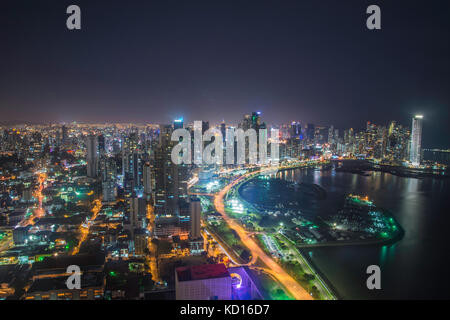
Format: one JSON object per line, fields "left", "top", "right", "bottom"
{"left": 190, "top": 198, "right": 201, "bottom": 239}
{"left": 97, "top": 134, "right": 105, "bottom": 155}
{"left": 154, "top": 124, "right": 183, "bottom": 216}
{"left": 61, "top": 125, "right": 68, "bottom": 145}
{"left": 251, "top": 111, "right": 261, "bottom": 130}
{"left": 306, "top": 123, "right": 315, "bottom": 144}
{"left": 130, "top": 196, "right": 146, "bottom": 229}
{"left": 220, "top": 121, "right": 226, "bottom": 142}
{"left": 86, "top": 135, "right": 99, "bottom": 178}
{"left": 174, "top": 118, "right": 184, "bottom": 130}
{"left": 290, "top": 122, "right": 302, "bottom": 139}
{"left": 193, "top": 121, "right": 203, "bottom": 164}
{"left": 410, "top": 115, "right": 423, "bottom": 166}
{"left": 143, "top": 161, "right": 153, "bottom": 202}
{"left": 102, "top": 180, "right": 116, "bottom": 202}
{"left": 328, "top": 125, "right": 334, "bottom": 144}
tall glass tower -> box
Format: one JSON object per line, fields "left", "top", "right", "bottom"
{"left": 86, "top": 134, "right": 99, "bottom": 178}
{"left": 409, "top": 115, "right": 423, "bottom": 166}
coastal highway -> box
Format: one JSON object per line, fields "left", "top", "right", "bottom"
{"left": 278, "top": 232, "right": 336, "bottom": 300}
{"left": 214, "top": 169, "right": 313, "bottom": 300}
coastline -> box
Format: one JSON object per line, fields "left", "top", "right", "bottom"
{"left": 230, "top": 164, "right": 405, "bottom": 300}
{"left": 332, "top": 159, "right": 449, "bottom": 179}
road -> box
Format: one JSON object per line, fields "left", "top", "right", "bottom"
{"left": 19, "top": 172, "right": 46, "bottom": 227}
{"left": 146, "top": 203, "right": 160, "bottom": 282}
{"left": 278, "top": 232, "right": 336, "bottom": 300}
{"left": 72, "top": 198, "right": 102, "bottom": 255}
{"left": 214, "top": 169, "right": 313, "bottom": 300}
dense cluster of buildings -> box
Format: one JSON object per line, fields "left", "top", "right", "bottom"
{"left": 0, "top": 112, "right": 439, "bottom": 300}
{"left": 279, "top": 116, "right": 425, "bottom": 166}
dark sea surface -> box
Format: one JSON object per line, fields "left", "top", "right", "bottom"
{"left": 239, "top": 168, "right": 450, "bottom": 299}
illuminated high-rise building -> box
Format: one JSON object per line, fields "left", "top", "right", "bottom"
{"left": 189, "top": 197, "right": 203, "bottom": 254}
{"left": 154, "top": 124, "right": 186, "bottom": 216}
{"left": 306, "top": 123, "right": 315, "bottom": 144}
{"left": 410, "top": 115, "right": 423, "bottom": 166}
{"left": 143, "top": 161, "right": 153, "bottom": 202}
{"left": 61, "top": 125, "right": 68, "bottom": 145}
{"left": 86, "top": 135, "right": 99, "bottom": 178}
{"left": 193, "top": 121, "right": 203, "bottom": 164}
{"left": 251, "top": 111, "right": 261, "bottom": 130}
{"left": 174, "top": 118, "right": 184, "bottom": 130}
{"left": 190, "top": 198, "right": 201, "bottom": 239}
{"left": 220, "top": 121, "right": 226, "bottom": 142}
{"left": 290, "top": 121, "right": 302, "bottom": 139}
{"left": 328, "top": 125, "right": 334, "bottom": 144}
{"left": 102, "top": 180, "right": 116, "bottom": 202}
{"left": 97, "top": 134, "right": 105, "bottom": 155}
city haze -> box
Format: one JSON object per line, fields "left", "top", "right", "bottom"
{"left": 1, "top": 0, "right": 449, "bottom": 147}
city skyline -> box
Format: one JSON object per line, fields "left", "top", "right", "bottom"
{"left": 1, "top": 1, "right": 450, "bottom": 148}
{"left": 1, "top": 0, "right": 450, "bottom": 304}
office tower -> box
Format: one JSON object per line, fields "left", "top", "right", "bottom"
{"left": 122, "top": 131, "right": 142, "bottom": 192}
{"left": 175, "top": 264, "right": 232, "bottom": 300}
{"left": 190, "top": 198, "right": 201, "bottom": 239}
{"left": 242, "top": 114, "right": 251, "bottom": 130}
{"left": 238, "top": 112, "right": 266, "bottom": 163}
{"left": 193, "top": 121, "right": 203, "bottom": 164}
{"left": 97, "top": 134, "right": 105, "bottom": 155}
{"left": 410, "top": 115, "right": 423, "bottom": 166}
{"left": 61, "top": 125, "right": 68, "bottom": 144}
{"left": 86, "top": 135, "right": 99, "bottom": 178}
{"left": 143, "top": 161, "right": 153, "bottom": 202}
{"left": 334, "top": 129, "right": 339, "bottom": 144}
{"left": 306, "top": 123, "right": 315, "bottom": 143}
{"left": 102, "top": 180, "right": 116, "bottom": 202}
{"left": 347, "top": 128, "right": 354, "bottom": 146}
{"left": 133, "top": 229, "right": 148, "bottom": 256}
{"left": 174, "top": 118, "right": 184, "bottom": 130}
{"left": 251, "top": 111, "right": 261, "bottom": 130}
{"left": 328, "top": 125, "right": 334, "bottom": 144}
{"left": 100, "top": 156, "right": 117, "bottom": 182}
{"left": 130, "top": 197, "right": 146, "bottom": 229}
{"left": 290, "top": 121, "right": 301, "bottom": 139}
{"left": 220, "top": 122, "right": 226, "bottom": 142}
{"left": 315, "top": 126, "right": 328, "bottom": 144}
{"left": 112, "top": 139, "right": 121, "bottom": 155}
{"left": 122, "top": 131, "right": 139, "bottom": 185}
{"left": 189, "top": 197, "right": 203, "bottom": 254}
{"left": 130, "top": 197, "right": 140, "bottom": 228}
{"left": 122, "top": 152, "right": 133, "bottom": 191}
{"left": 132, "top": 150, "right": 142, "bottom": 191}
{"left": 154, "top": 124, "right": 182, "bottom": 216}
{"left": 202, "top": 121, "right": 210, "bottom": 133}
{"left": 388, "top": 121, "right": 396, "bottom": 137}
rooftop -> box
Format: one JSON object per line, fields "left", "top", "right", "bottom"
{"left": 28, "top": 272, "right": 104, "bottom": 292}
{"left": 176, "top": 263, "right": 230, "bottom": 282}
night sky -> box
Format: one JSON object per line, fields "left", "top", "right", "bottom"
{"left": 1, "top": 0, "right": 449, "bottom": 147}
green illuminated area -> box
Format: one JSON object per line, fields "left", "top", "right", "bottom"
{"left": 258, "top": 271, "right": 294, "bottom": 300}
{"left": 214, "top": 168, "right": 404, "bottom": 300}
{"left": 207, "top": 219, "right": 251, "bottom": 264}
